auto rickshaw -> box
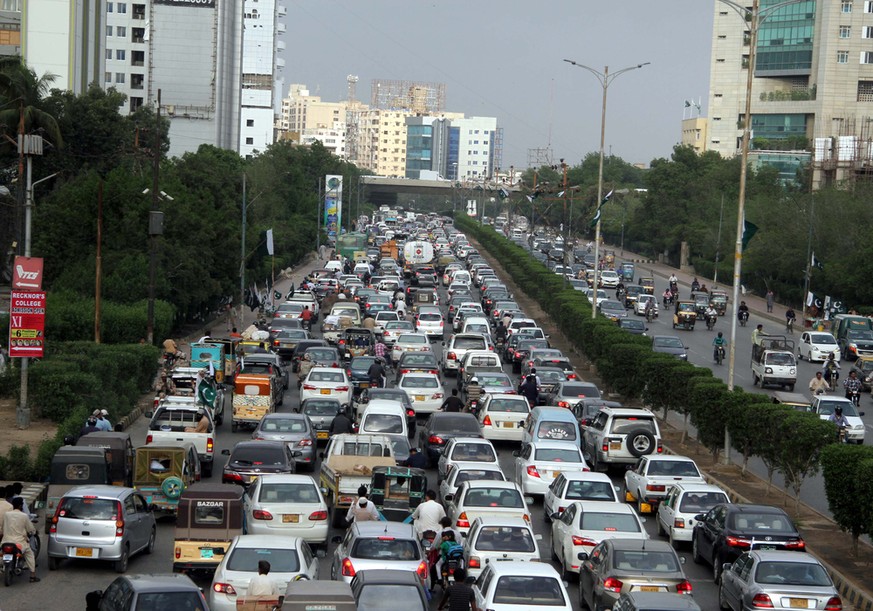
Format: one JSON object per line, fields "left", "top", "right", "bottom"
{"left": 691, "top": 291, "right": 710, "bottom": 318}
{"left": 134, "top": 443, "right": 200, "bottom": 515}
{"left": 710, "top": 290, "right": 729, "bottom": 316}
{"left": 368, "top": 465, "right": 427, "bottom": 522}
{"left": 190, "top": 342, "right": 226, "bottom": 383}
{"left": 620, "top": 262, "right": 635, "bottom": 282}
{"left": 209, "top": 336, "right": 240, "bottom": 384}
{"left": 77, "top": 431, "right": 134, "bottom": 487}
{"left": 604, "top": 250, "right": 615, "bottom": 266}
{"left": 338, "top": 327, "right": 375, "bottom": 360}
{"left": 172, "top": 483, "right": 243, "bottom": 573}
{"left": 45, "top": 446, "right": 111, "bottom": 533}
{"left": 673, "top": 301, "right": 697, "bottom": 330}
{"left": 639, "top": 277, "right": 655, "bottom": 295}
{"left": 231, "top": 360, "right": 280, "bottom": 432}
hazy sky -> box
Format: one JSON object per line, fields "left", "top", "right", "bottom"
{"left": 281, "top": 0, "right": 714, "bottom": 169}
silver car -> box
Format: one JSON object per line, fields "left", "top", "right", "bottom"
{"left": 719, "top": 550, "right": 842, "bottom": 611}
{"left": 330, "top": 521, "right": 428, "bottom": 587}
{"left": 47, "top": 485, "right": 156, "bottom": 573}
{"left": 300, "top": 398, "right": 343, "bottom": 443}
{"left": 252, "top": 413, "right": 318, "bottom": 470}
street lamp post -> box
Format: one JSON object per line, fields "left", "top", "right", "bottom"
{"left": 564, "top": 59, "right": 649, "bottom": 319}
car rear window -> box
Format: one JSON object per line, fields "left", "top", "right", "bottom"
{"left": 646, "top": 460, "right": 700, "bottom": 477}
{"left": 612, "top": 550, "right": 679, "bottom": 572}
{"left": 678, "top": 491, "right": 729, "bottom": 513}
{"left": 565, "top": 481, "right": 616, "bottom": 501}
{"left": 456, "top": 470, "right": 505, "bottom": 485}
{"left": 450, "top": 444, "right": 496, "bottom": 462}
{"left": 135, "top": 592, "right": 205, "bottom": 610}
{"left": 399, "top": 335, "right": 427, "bottom": 344}
{"left": 302, "top": 401, "right": 340, "bottom": 416}
{"left": 610, "top": 416, "right": 657, "bottom": 435}
{"left": 309, "top": 371, "right": 345, "bottom": 383}
{"left": 59, "top": 497, "right": 117, "bottom": 520}
{"left": 401, "top": 376, "right": 439, "bottom": 388}
{"left": 535, "top": 448, "right": 581, "bottom": 463}
{"left": 493, "top": 576, "right": 565, "bottom": 606}
{"left": 434, "top": 415, "right": 481, "bottom": 434}
{"left": 579, "top": 512, "right": 641, "bottom": 533}
{"left": 229, "top": 447, "right": 286, "bottom": 466}
{"left": 258, "top": 483, "right": 320, "bottom": 504}
{"left": 352, "top": 537, "right": 420, "bottom": 560}
{"left": 362, "top": 414, "right": 403, "bottom": 434}
{"left": 356, "top": 585, "right": 422, "bottom": 609}
{"left": 488, "top": 398, "right": 529, "bottom": 413}
{"left": 261, "top": 418, "right": 308, "bottom": 433}
{"left": 463, "top": 488, "right": 523, "bottom": 508}
{"left": 560, "top": 384, "right": 600, "bottom": 399}
{"left": 454, "top": 337, "right": 486, "bottom": 350}
{"left": 475, "top": 526, "right": 535, "bottom": 553}
{"left": 536, "top": 421, "right": 577, "bottom": 441}
{"left": 402, "top": 354, "right": 437, "bottom": 366}
{"left": 226, "top": 547, "right": 300, "bottom": 572}
{"left": 728, "top": 512, "right": 795, "bottom": 533}
{"left": 755, "top": 561, "right": 831, "bottom": 586}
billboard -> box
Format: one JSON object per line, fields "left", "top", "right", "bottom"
{"left": 324, "top": 175, "right": 343, "bottom": 240}
{"left": 9, "top": 290, "right": 46, "bottom": 358}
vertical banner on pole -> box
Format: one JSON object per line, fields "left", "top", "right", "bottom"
{"left": 324, "top": 175, "right": 343, "bottom": 241}
{"left": 9, "top": 290, "right": 46, "bottom": 358}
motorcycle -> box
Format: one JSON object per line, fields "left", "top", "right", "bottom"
{"left": 645, "top": 307, "right": 655, "bottom": 323}
{"left": 706, "top": 314, "right": 717, "bottom": 331}
{"left": 738, "top": 310, "right": 749, "bottom": 327}
{"left": 663, "top": 292, "right": 674, "bottom": 307}
{"left": 466, "top": 399, "right": 480, "bottom": 418}
{"left": 616, "top": 288, "right": 627, "bottom": 302}
{"left": 301, "top": 317, "right": 312, "bottom": 332}
{"left": 162, "top": 351, "right": 184, "bottom": 371}
{"left": 669, "top": 281, "right": 679, "bottom": 299}
{"left": 837, "top": 426, "right": 850, "bottom": 444}
{"left": 824, "top": 365, "right": 840, "bottom": 388}
{"left": 847, "top": 389, "right": 861, "bottom": 407}
{"left": 714, "top": 345, "right": 725, "bottom": 366}
{"left": 2, "top": 521, "right": 40, "bottom": 587}
{"left": 440, "top": 545, "right": 465, "bottom": 589}
{"left": 786, "top": 317, "right": 795, "bottom": 334}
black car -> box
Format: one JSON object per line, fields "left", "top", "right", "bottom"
{"left": 691, "top": 503, "right": 805, "bottom": 583}
{"left": 268, "top": 317, "right": 304, "bottom": 341}
{"left": 273, "top": 328, "right": 310, "bottom": 360}
{"left": 351, "top": 569, "right": 429, "bottom": 611}
{"left": 87, "top": 574, "right": 209, "bottom": 611}
{"left": 290, "top": 339, "right": 329, "bottom": 372}
{"left": 300, "top": 398, "right": 343, "bottom": 442}
{"left": 394, "top": 351, "right": 440, "bottom": 383}
{"left": 303, "top": 346, "right": 343, "bottom": 368}
{"left": 348, "top": 356, "right": 378, "bottom": 393}
{"left": 220, "top": 441, "right": 298, "bottom": 487}
{"left": 532, "top": 355, "right": 577, "bottom": 379}
{"left": 417, "top": 412, "right": 482, "bottom": 467}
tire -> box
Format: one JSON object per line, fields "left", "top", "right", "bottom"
{"left": 692, "top": 533, "right": 703, "bottom": 564}
{"left": 718, "top": 582, "right": 731, "bottom": 610}
{"left": 788, "top": 384, "right": 795, "bottom": 392}
{"left": 145, "top": 528, "right": 156, "bottom": 554}
{"left": 202, "top": 462, "right": 213, "bottom": 478}
{"left": 713, "top": 552, "right": 723, "bottom": 583}
{"left": 331, "top": 506, "right": 346, "bottom": 529}
{"left": 162, "top": 476, "right": 184, "bottom": 499}
{"left": 669, "top": 530, "right": 680, "bottom": 550}
{"left": 626, "top": 429, "right": 656, "bottom": 458}
{"left": 114, "top": 545, "right": 129, "bottom": 574}
{"left": 231, "top": 422, "right": 238, "bottom": 433}
{"left": 4, "top": 563, "right": 12, "bottom": 587}
{"left": 48, "top": 556, "right": 60, "bottom": 571}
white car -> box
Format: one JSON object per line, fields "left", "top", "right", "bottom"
{"left": 452, "top": 304, "right": 484, "bottom": 332}
{"left": 543, "top": 471, "right": 620, "bottom": 521}
{"left": 445, "top": 481, "right": 532, "bottom": 538}
{"left": 447, "top": 281, "right": 470, "bottom": 297}
{"left": 655, "top": 482, "right": 730, "bottom": 548}
{"left": 415, "top": 310, "right": 445, "bottom": 339}
{"left": 242, "top": 474, "right": 329, "bottom": 548}
{"left": 599, "top": 270, "right": 620, "bottom": 288}
{"left": 373, "top": 310, "right": 401, "bottom": 336}
{"left": 299, "top": 367, "right": 352, "bottom": 405}
{"left": 443, "top": 333, "right": 490, "bottom": 374}
{"left": 586, "top": 289, "right": 608, "bottom": 306}
{"left": 513, "top": 440, "right": 589, "bottom": 497}
{"left": 438, "top": 461, "right": 506, "bottom": 505}
{"left": 798, "top": 331, "right": 841, "bottom": 362}
{"left": 461, "top": 316, "right": 492, "bottom": 337}
{"left": 397, "top": 373, "right": 444, "bottom": 414}
{"left": 635, "top": 293, "right": 660, "bottom": 317}
{"left": 391, "top": 333, "right": 430, "bottom": 362}
{"left": 477, "top": 393, "right": 530, "bottom": 442}
{"left": 550, "top": 501, "right": 648, "bottom": 576}
{"left": 437, "top": 437, "right": 499, "bottom": 483}
{"left": 443, "top": 264, "right": 463, "bottom": 285}
{"left": 381, "top": 320, "right": 414, "bottom": 346}
{"left": 209, "top": 535, "right": 320, "bottom": 611}
{"left": 464, "top": 517, "right": 541, "bottom": 579}
{"left": 623, "top": 455, "right": 706, "bottom": 514}
{"left": 473, "top": 561, "right": 572, "bottom": 611}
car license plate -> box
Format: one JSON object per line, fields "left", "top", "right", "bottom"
{"left": 609, "top": 441, "right": 622, "bottom": 451}
{"left": 552, "top": 471, "right": 560, "bottom": 478}
{"left": 415, "top": 395, "right": 425, "bottom": 401}
{"left": 75, "top": 547, "right": 94, "bottom": 557}
{"left": 283, "top": 514, "right": 299, "bottom": 523}
{"left": 788, "top": 599, "right": 809, "bottom": 609}
{"left": 320, "top": 388, "right": 331, "bottom": 395}
{"left": 639, "top": 586, "right": 659, "bottom": 592}
{"left": 317, "top": 431, "right": 328, "bottom": 439}
{"left": 200, "top": 548, "right": 214, "bottom": 559}
{"left": 503, "top": 421, "right": 515, "bottom": 428}
{"left": 360, "top": 383, "right": 369, "bottom": 388}
{"left": 2, "top": 554, "right": 12, "bottom": 562}
{"left": 248, "top": 475, "right": 258, "bottom": 483}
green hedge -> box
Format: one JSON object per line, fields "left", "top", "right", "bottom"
{"left": 457, "top": 216, "right": 838, "bottom": 509}
{"left": 47, "top": 291, "right": 175, "bottom": 344}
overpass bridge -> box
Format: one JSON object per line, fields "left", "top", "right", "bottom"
{"left": 360, "top": 176, "right": 522, "bottom": 208}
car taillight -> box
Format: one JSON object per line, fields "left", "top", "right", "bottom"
{"left": 273, "top": 340, "right": 279, "bottom": 346}
{"left": 406, "top": 409, "right": 416, "bottom": 417}
{"left": 252, "top": 509, "right": 273, "bottom": 520}
{"left": 207, "top": 437, "right": 214, "bottom": 454}
{"left": 146, "top": 434, "right": 153, "bottom": 444}
{"left": 646, "top": 484, "right": 666, "bottom": 492}
{"left": 416, "top": 560, "right": 428, "bottom": 580}
{"left": 526, "top": 465, "right": 540, "bottom": 478}
{"left": 567, "top": 373, "right": 577, "bottom": 379}
{"left": 657, "top": 441, "right": 663, "bottom": 453}
{"left": 571, "top": 535, "right": 597, "bottom": 547}
{"left": 429, "top": 435, "right": 445, "bottom": 444}
{"left": 468, "top": 556, "right": 481, "bottom": 568}
{"left": 726, "top": 535, "right": 751, "bottom": 548}
{"left": 456, "top": 512, "right": 470, "bottom": 528}
{"left": 431, "top": 392, "right": 444, "bottom": 399}
{"left": 401, "top": 369, "right": 410, "bottom": 374}
{"left": 175, "top": 546, "right": 181, "bottom": 559}
{"left": 751, "top": 593, "right": 774, "bottom": 608}
{"left": 298, "top": 438, "right": 313, "bottom": 447}
{"left": 674, "top": 518, "right": 686, "bottom": 529}
{"left": 336, "top": 386, "right": 349, "bottom": 392}
{"left": 50, "top": 498, "right": 66, "bottom": 534}
{"left": 223, "top": 472, "right": 243, "bottom": 483}
{"left": 341, "top": 557, "right": 356, "bottom": 577}
{"left": 602, "top": 577, "right": 623, "bottom": 593}
{"left": 429, "top": 369, "right": 439, "bottom": 375}
{"left": 116, "top": 501, "right": 124, "bottom": 536}
{"left": 309, "top": 510, "right": 328, "bottom": 521}
{"left": 557, "top": 401, "right": 569, "bottom": 408}
{"left": 676, "top": 579, "right": 692, "bottom": 594}
{"left": 483, "top": 415, "right": 492, "bottom": 426}
{"left": 303, "top": 384, "right": 316, "bottom": 390}
{"left": 602, "top": 441, "right": 609, "bottom": 453}
{"left": 825, "top": 596, "right": 843, "bottom": 611}
{"left": 213, "top": 582, "right": 237, "bottom": 595}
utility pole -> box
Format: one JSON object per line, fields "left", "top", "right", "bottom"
{"left": 95, "top": 180, "right": 103, "bottom": 343}
{"left": 239, "top": 172, "right": 247, "bottom": 328}
{"left": 146, "top": 89, "right": 161, "bottom": 345}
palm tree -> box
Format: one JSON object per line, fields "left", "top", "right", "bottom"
{"left": 0, "top": 56, "right": 63, "bottom": 148}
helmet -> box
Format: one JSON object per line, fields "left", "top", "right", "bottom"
{"left": 470, "top": 377, "right": 479, "bottom": 384}
{"left": 834, "top": 406, "right": 843, "bottom": 415}
{"left": 717, "top": 332, "right": 723, "bottom": 338}
{"left": 338, "top": 293, "right": 347, "bottom": 300}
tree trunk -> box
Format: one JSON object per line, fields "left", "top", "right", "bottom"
{"left": 680, "top": 413, "right": 689, "bottom": 445}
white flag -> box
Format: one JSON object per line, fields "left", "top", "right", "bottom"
{"left": 806, "top": 291, "right": 814, "bottom": 307}
{"left": 265, "top": 228, "right": 274, "bottom": 256}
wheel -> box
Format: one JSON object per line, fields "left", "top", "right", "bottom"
{"left": 691, "top": 533, "right": 703, "bottom": 564}
{"left": 669, "top": 530, "right": 680, "bottom": 550}
{"left": 712, "top": 552, "right": 723, "bottom": 583}
{"left": 231, "top": 422, "right": 238, "bottom": 433}
{"left": 48, "top": 556, "right": 60, "bottom": 571}
{"left": 797, "top": 352, "right": 803, "bottom": 361}
{"left": 202, "top": 462, "right": 213, "bottom": 478}
{"left": 718, "top": 582, "right": 731, "bottom": 610}
{"left": 4, "top": 563, "right": 12, "bottom": 587}
{"left": 625, "top": 429, "right": 656, "bottom": 458}
{"left": 331, "top": 506, "right": 346, "bottom": 529}
{"left": 145, "top": 528, "right": 156, "bottom": 554}
{"left": 114, "top": 545, "right": 129, "bottom": 573}
{"left": 657, "top": 516, "right": 665, "bottom": 537}
{"left": 788, "top": 384, "right": 795, "bottom": 392}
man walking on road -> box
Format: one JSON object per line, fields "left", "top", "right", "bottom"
{"left": 766, "top": 290, "right": 775, "bottom": 313}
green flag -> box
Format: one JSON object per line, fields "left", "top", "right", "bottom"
{"left": 589, "top": 189, "right": 614, "bottom": 228}
{"left": 741, "top": 218, "right": 758, "bottom": 250}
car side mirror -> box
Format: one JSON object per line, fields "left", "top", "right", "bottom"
{"left": 550, "top": 512, "right": 561, "bottom": 520}
{"left": 330, "top": 535, "right": 343, "bottom": 544}
{"left": 291, "top": 451, "right": 303, "bottom": 458}
{"left": 444, "top": 494, "right": 454, "bottom": 502}
{"left": 695, "top": 513, "right": 706, "bottom": 521}
{"left": 577, "top": 551, "right": 589, "bottom": 561}
{"left": 512, "top": 450, "right": 519, "bottom": 457}
{"left": 221, "top": 449, "right": 230, "bottom": 455}
{"left": 722, "top": 561, "right": 731, "bottom": 572}
{"left": 316, "top": 548, "right": 327, "bottom": 559}
{"left": 86, "top": 590, "right": 104, "bottom": 605}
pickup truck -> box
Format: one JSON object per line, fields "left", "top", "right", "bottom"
{"left": 318, "top": 433, "right": 395, "bottom": 528}
{"left": 286, "top": 292, "right": 320, "bottom": 319}
{"left": 456, "top": 350, "right": 503, "bottom": 391}
{"left": 623, "top": 454, "right": 705, "bottom": 514}
{"left": 751, "top": 335, "right": 797, "bottom": 391}
{"left": 321, "top": 303, "right": 362, "bottom": 344}
{"left": 146, "top": 403, "right": 216, "bottom": 476}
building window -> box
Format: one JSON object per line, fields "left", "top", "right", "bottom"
{"left": 246, "top": 138, "right": 254, "bottom": 144}
{"left": 106, "top": 49, "right": 112, "bottom": 59}
{"left": 116, "top": 50, "right": 125, "bottom": 60}
{"left": 116, "top": 73, "right": 125, "bottom": 83}
{"left": 863, "top": 51, "right": 873, "bottom": 64}
{"left": 107, "top": 2, "right": 113, "bottom": 11}
{"left": 842, "top": 0, "right": 852, "bottom": 11}
{"left": 117, "top": 26, "right": 126, "bottom": 37}
{"left": 865, "top": 26, "right": 873, "bottom": 38}
{"left": 246, "top": 119, "right": 254, "bottom": 127}
{"left": 105, "top": 72, "right": 111, "bottom": 82}
{"left": 859, "top": 81, "right": 873, "bottom": 101}
{"left": 840, "top": 25, "right": 851, "bottom": 38}
{"left": 117, "top": 2, "right": 126, "bottom": 12}
{"left": 866, "top": 0, "right": 873, "bottom": 11}
{"left": 838, "top": 51, "right": 850, "bottom": 63}
{"left": 106, "top": 26, "right": 112, "bottom": 36}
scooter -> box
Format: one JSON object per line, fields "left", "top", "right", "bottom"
{"left": 2, "top": 520, "right": 39, "bottom": 587}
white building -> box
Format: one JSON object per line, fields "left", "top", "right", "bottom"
{"left": 450, "top": 116, "right": 499, "bottom": 180}
{"left": 239, "top": 0, "right": 283, "bottom": 158}
{"left": 104, "top": 0, "right": 148, "bottom": 114}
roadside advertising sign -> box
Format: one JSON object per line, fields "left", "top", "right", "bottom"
{"left": 9, "top": 290, "right": 46, "bottom": 358}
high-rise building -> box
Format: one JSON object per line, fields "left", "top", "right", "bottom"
{"left": 279, "top": 84, "right": 347, "bottom": 136}
{"left": 104, "top": 0, "right": 148, "bottom": 115}
{"left": 446, "top": 116, "right": 500, "bottom": 180}
{"left": 0, "top": 1, "right": 22, "bottom": 58}
{"left": 239, "top": 0, "right": 282, "bottom": 158}
{"left": 706, "top": 0, "right": 873, "bottom": 186}
{"left": 405, "top": 113, "right": 464, "bottom": 179}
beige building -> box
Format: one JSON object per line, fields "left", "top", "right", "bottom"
{"left": 707, "top": 0, "right": 873, "bottom": 186}
{"left": 353, "top": 108, "right": 411, "bottom": 176}
{"left": 279, "top": 83, "right": 347, "bottom": 135}
{"left": 681, "top": 117, "right": 708, "bottom": 154}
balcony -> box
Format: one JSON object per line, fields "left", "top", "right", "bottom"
{"left": 131, "top": 60, "right": 144, "bottom": 67}
{"left": 130, "top": 83, "right": 144, "bottom": 90}
{"left": 277, "top": 22, "right": 286, "bottom": 34}
{"left": 132, "top": 37, "right": 144, "bottom": 44}
{"left": 276, "top": 40, "right": 285, "bottom": 51}
{"left": 278, "top": 4, "right": 287, "bottom": 16}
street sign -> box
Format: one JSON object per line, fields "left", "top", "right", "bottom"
{"left": 9, "top": 290, "right": 46, "bottom": 358}
{"left": 12, "top": 256, "right": 43, "bottom": 290}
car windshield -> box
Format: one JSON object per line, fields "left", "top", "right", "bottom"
{"left": 463, "top": 487, "right": 523, "bottom": 508}
{"left": 679, "top": 491, "right": 729, "bottom": 513}
{"left": 611, "top": 417, "right": 657, "bottom": 435}
{"left": 579, "top": 512, "right": 641, "bottom": 532}
{"left": 479, "top": 375, "right": 512, "bottom": 388}
{"left": 226, "top": 547, "right": 300, "bottom": 572}
{"left": 654, "top": 337, "right": 683, "bottom": 348}
{"left": 728, "top": 512, "right": 795, "bottom": 533}
{"left": 601, "top": 302, "right": 624, "bottom": 311}
{"left": 258, "top": 483, "right": 320, "bottom": 504}
{"left": 356, "top": 585, "right": 423, "bottom": 610}
{"left": 362, "top": 414, "right": 403, "bottom": 434}
{"left": 134, "top": 592, "right": 206, "bottom": 610}
{"left": 401, "top": 376, "right": 439, "bottom": 389}
{"left": 755, "top": 561, "right": 831, "bottom": 586}
{"left": 560, "top": 384, "right": 601, "bottom": 399}
{"left": 475, "top": 526, "right": 536, "bottom": 553}
{"left": 451, "top": 444, "right": 496, "bottom": 462}
{"left": 816, "top": 400, "right": 860, "bottom": 417}
{"left": 810, "top": 334, "right": 836, "bottom": 344}
{"left": 488, "top": 398, "right": 529, "bottom": 413}
{"left": 454, "top": 337, "right": 487, "bottom": 350}
{"left": 456, "top": 470, "right": 504, "bottom": 485}
{"left": 493, "top": 576, "right": 565, "bottom": 606}
{"left": 309, "top": 371, "right": 345, "bottom": 383}
{"left": 765, "top": 353, "right": 796, "bottom": 366}
{"left": 847, "top": 330, "right": 873, "bottom": 340}
{"left": 352, "top": 537, "right": 420, "bottom": 560}
{"left": 612, "top": 550, "right": 679, "bottom": 572}
{"left": 260, "top": 418, "right": 308, "bottom": 433}
{"left": 535, "top": 448, "right": 581, "bottom": 462}
{"left": 678, "top": 303, "right": 695, "bottom": 313}
{"left": 59, "top": 497, "right": 117, "bottom": 520}
{"left": 647, "top": 460, "right": 700, "bottom": 477}
{"left": 565, "top": 480, "right": 616, "bottom": 501}
{"left": 230, "top": 447, "right": 286, "bottom": 466}
{"left": 386, "top": 322, "right": 414, "bottom": 331}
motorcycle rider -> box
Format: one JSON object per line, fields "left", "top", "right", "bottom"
{"left": 738, "top": 301, "right": 750, "bottom": 323}
{"left": 823, "top": 353, "right": 840, "bottom": 387}
{"left": 662, "top": 288, "right": 673, "bottom": 306}
{"left": 465, "top": 377, "right": 483, "bottom": 410}
{"left": 494, "top": 320, "right": 508, "bottom": 346}
{"left": 809, "top": 371, "right": 830, "bottom": 395}
{"left": 691, "top": 277, "right": 700, "bottom": 292}
{"left": 440, "top": 389, "right": 465, "bottom": 412}
{"left": 704, "top": 304, "right": 718, "bottom": 329}
{"left": 843, "top": 370, "right": 862, "bottom": 402}
{"left": 712, "top": 332, "right": 728, "bottom": 362}
{"left": 668, "top": 273, "right": 678, "bottom": 286}
{"left": 411, "top": 490, "right": 446, "bottom": 539}
{"left": 300, "top": 305, "right": 313, "bottom": 330}
{"left": 828, "top": 406, "right": 851, "bottom": 441}
{"left": 519, "top": 372, "right": 540, "bottom": 407}
{"left": 0, "top": 497, "right": 38, "bottom": 582}
{"left": 297, "top": 353, "right": 314, "bottom": 388}
{"left": 644, "top": 298, "right": 655, "bottom": 321}
{"left": 329, "top": 407, "right": 354, "bottom": 435}
{"left": 367, "top": 358, "right": 386, "bottom": 389}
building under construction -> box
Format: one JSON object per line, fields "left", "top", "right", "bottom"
{"left": 370, "top": 79, "right": 446, "bottom": 114}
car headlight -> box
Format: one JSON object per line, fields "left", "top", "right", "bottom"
{"left": 854, "top": 424, "right": 865, "bottom": 430}
{"left": 790, "top": 368, "right": 796, "bottom": 375}
{"left": 679, "top": 354, "right": 687, "bottom": 359}
{"left": 765, "top": 367, "right": 773, "bottom": 374}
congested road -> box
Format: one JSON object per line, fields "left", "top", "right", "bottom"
{"left": 10, "top": 231, "right": 803, "bottom": 610}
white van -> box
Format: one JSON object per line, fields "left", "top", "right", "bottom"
{"left": 357, "top": 400, "right": 409, "bottom": 438}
